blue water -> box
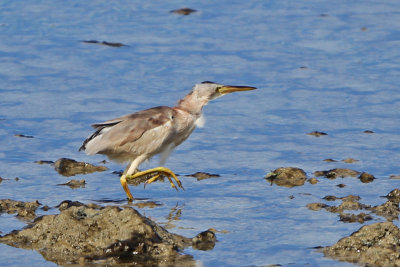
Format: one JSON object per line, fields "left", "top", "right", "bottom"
{"left": 1, "top": 1, "right": 400, "bottom": 266}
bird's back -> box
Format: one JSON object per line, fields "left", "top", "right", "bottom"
{"left": 80, "top": 106, "right": 176, "bottom": 163}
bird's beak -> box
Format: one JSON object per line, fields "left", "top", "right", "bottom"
{"left": 218, "top": 85, "right": 257, "bottom": 94}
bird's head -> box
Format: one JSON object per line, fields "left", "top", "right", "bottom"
{"left": 177, "top": 81, "right": 256, "bottom": 114}
{"left": 192, "top": 81, "right": 257, "bottom": 101}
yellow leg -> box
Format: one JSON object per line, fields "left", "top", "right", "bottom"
{"left": 120, "top": 175, "right": 134, "bottom": 201}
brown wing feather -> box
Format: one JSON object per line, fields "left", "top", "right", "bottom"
{"left": 80, "top": 106, "right": 175, "bottom": 158}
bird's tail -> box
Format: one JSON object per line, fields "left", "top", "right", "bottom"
{"left": 79, "top": 121, "right": 121, "bottom": 152}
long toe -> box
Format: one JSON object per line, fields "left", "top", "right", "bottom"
{"left": 165, "top": 174, "right": 178, "bottom": 191}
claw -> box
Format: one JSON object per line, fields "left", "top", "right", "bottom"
{"left": 165, "top": 174, "right": 178, "bottom": 190}
{"left": 122, "top": 167, "right": 184, "bottom": 199}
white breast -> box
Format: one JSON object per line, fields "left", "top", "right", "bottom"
{"left": 195, "top": 114, "right": 206, "bottom": 128}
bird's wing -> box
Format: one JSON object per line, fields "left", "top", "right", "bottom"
{"left": 80, "top": 106, "right": 175, "bottom": 156}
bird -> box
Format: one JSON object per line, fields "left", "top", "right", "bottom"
{"left": 79, "top": 81, "right": 256, "bottom": 201}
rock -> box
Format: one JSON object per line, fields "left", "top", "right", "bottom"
{"left": 308, "top": 177, "right": 319, "bottom": 184}
{"left": 307, "top": 131, "right": 327, "bottom": 137}
{"left": 170, "top": 8, "right": 197, "bottom": 15}
{"left": 313, "top": 168, "right": 360, "bottom": 179}
{"left": 322, "top": 195, "right": 338, "bottom": 201}
{"left": 0, "top": 199, "right": 41, "bottom": 220}
{"left": 338, "top": 213, "right": 373, "bottom": 223}
{"left": 358, "top": 172, "right": 375, "bottom": 183}
{"left": 191, "top": 229, "right": 217, "bottom": 251}
{"left": 0, "top": 202, "right": 210, "bottom": 266}
{"left": 323, "top": 158, "right": 337, "bottom": 162}
{"left": 342, "top": 158, "right": 358, "bottom": 163}
{"left": 265, "top": 167, "right": 307, "bottom": 187}
{"left": 81, "top": 40, "right": 127, "bottom": 47}
{"left": 371, "top": 200, "right": 400, "bottom": 221}
{"left": 307, "top": 195, "right": 375, "bottom": 223}
{"left": 54, "top": 158, "right": 108, "bottom": 177}
{"left": 34, "top": 160, "right": 54, "bottom": 165}
{"left": 56, "top": 200, "right": 101, "bottom": 211}
{"left": 325, "top": 195, "right": 369, "bottom": 213}
{"left": 57, "top": 179, "right": 86, "bottom": 189}
{"left": 385, "top": 189, "right": 400, "bottom": 203}
{"left": 14, "top": 134, "right": 34, "bottom": 138}
{"left": 323, "top": 222, "right": 400, "bottom": 266}
{"left": 306, "top": 203, "right": 328, "bottom": 211}
{"left": 185, "top": 172, "right": 220, "bottom": 180}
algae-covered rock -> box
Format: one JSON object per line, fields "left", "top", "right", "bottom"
{"left": 323, "top": 222, "right": 400, "bottom": 267}
{"left": 0, "top": 201, "right": 214, "bottom": 266}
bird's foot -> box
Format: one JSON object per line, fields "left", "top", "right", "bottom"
{"left": 130, "top": 167, "right": 183, "bottom": 190}
{"left": 123, "top": 167, "right": 184, "bottom": 201}
{"left": 145, "top": 168, "right": 184, "bottom": 191}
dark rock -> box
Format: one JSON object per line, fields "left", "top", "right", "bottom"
{"left": 385, "top": 189, "right": 400, "bottom": 203}
{"left": 325, "top": 195, "right": 368, "bottom": 213}
{"left": 0, "top": 202, "right": 200, "bottom": 266}
{"left": 313, "top": 168, "right": 360, "bottom": 179}
{"left": 339, "top": 213, "right": 373, "bottom": 223}
{"left": 371, "top": 200, "right": 400, "bottom": 221}
{"left": 34, "top": 160, "right": 54, "bottom": 165}
{"left": 14, "top": 134, "right": 34, "bottom": 138}
{"left": 81, "top": 40, "right": 127, "bottom": 47}
{"left": 358, "top": 172, "right": 375, "bottom": 183}
{"left": 265, "top": 167, "right": 307, "bottom": 187}
{"left": 323, "top": 158, "right": 337, "bottom": 162}
{"left": 0, "top": 199, "right": 41, "bottom": 220}
{"left": 323, "top": 222, "right": 400, "bottom": 266}
{"left": 342, "top": 158, "right": 358, "bottom": 163}
{"left": 170, "top": 8, "right": 197, "bottom": 15}
{"left": 54, "top": 158, "right": 108, "bottom": 177}
{"left": 185, "top": 172, "right": 220, "bottom": 180}
{"left": 191, "top": 230, "right": 217, "bottom": 251}
{"left": 307, "top": 131, "right": 327, "bottom": 137}
{"left": 306, "top": 203, "right": 328, "bottom": 211}
{"left": 308, "top": 177, "right": 319, "bottom": 184}
{"left": 322, "top": 195, "right": 338, "bottom": 201}
{"left": 57, "top": 179, "right": 86, "bottom": 189}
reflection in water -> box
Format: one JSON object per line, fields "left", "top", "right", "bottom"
{"left": 163, "top": 203, "right": 184, "bottom": 229}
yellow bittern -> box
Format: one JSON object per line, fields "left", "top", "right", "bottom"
{"left": 80, "top": 81, "right": 256, "bottom": 201}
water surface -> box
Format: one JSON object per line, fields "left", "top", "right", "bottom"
{"left": 1, "top": 1, "right": 400, "bottom": 266}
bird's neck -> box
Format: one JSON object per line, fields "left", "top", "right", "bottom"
{"left": 175, "top": 93, "right": 208, "bottom": 115}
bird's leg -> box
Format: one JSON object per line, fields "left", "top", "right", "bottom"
{"left": 120, "top": 156, "right": 147, "bottom": 201}
{"left": 127, "top": 167, "right": 184, "bottom": 190}
{"left": 120, "top": 174, "right": 134, "bottom": 201}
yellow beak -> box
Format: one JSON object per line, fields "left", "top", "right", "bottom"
{"left": 218, "top": 85, "right": 257, "bottom": 94}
